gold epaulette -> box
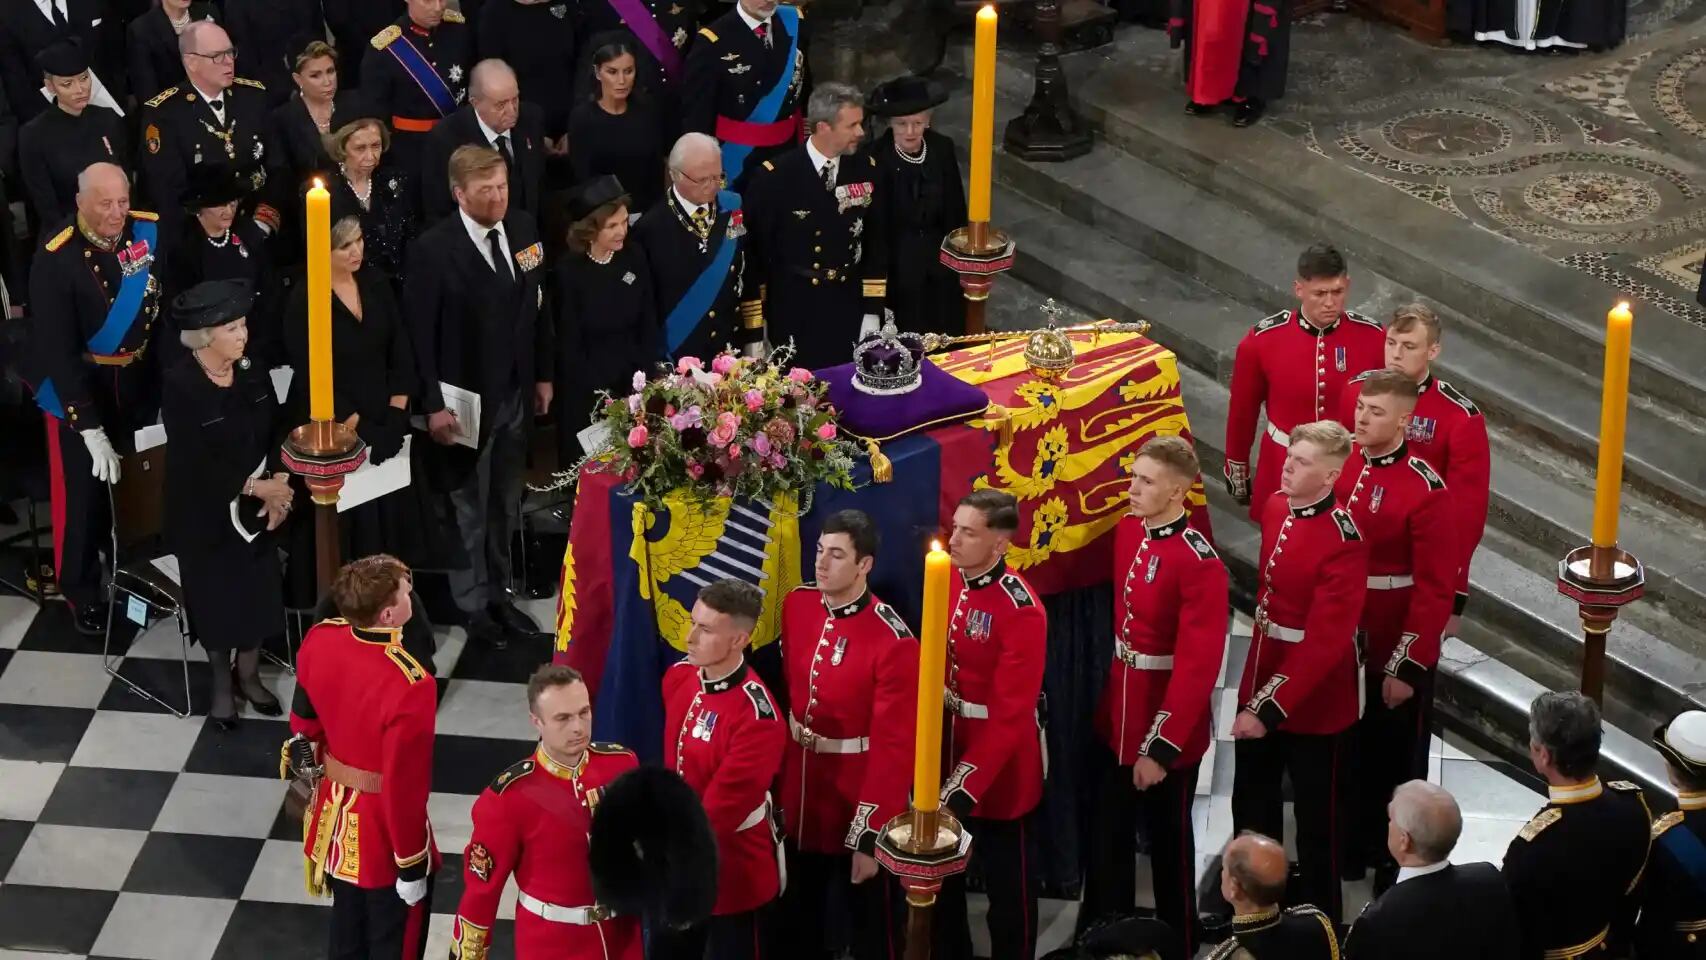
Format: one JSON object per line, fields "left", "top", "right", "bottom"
{"left": 761, "top": 160, "right": 774, "bottom": 171}
{"left": 1519, "top": 806, "right": 1563, "bottom": 841}
{"left": 372, "top": 24, "right": 402, "bottom": 49}
{"left": 443, "top": 8, "right": 464, "bottom": 22}
{"left": 129, "top": 210, "right": 159, "bottom": 222}
{"left": 383, "top": 644, "right": 428, "bottom": 684}
{"left": 589, "top": 741, "right": 633, "bottom": 756}
{"left": 698, "top": 25, "right": 718, "bottom": 42}
{"left": 1654, "top": 810, "right": 1685, "bottom": 839}
{"left": 232, "top": 76, "right": 265, "bottom": 90}
{"left": 44, "top": 225, "right": 74, "bottom": 252}
{"left": 491, "top": 758, "right": 535, "bottom": 793}
{"left": 145, "top": 85, "right": 178, "bottom": 109}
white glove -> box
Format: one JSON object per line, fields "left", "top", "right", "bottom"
{"left": 395, "top": 876, "right": 427, "bottom": 906}
{"left": 82, "top": 427, "right": 122, "bottom": 485}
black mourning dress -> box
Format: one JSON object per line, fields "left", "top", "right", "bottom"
{"left": 568, "top": 99, "right": 667, "bottom": 215}
{"left": 281, "top": 269, "right": 427, "bottom": 606}
{"left": 16, "top": 104, "right": 128, "bottom": 227}
{"left": 162, "top": 353, "right": 285, "bottom": 652}
{"left": 329, "top": 165, "right": 419, "bottom": 288}
{"left": 126, "top": 2, "right": 220, "bottom": 104}
{"left": 266, "top": 93, "right": 356, "bottom": 269}
{"left": 552, "top": 244, "right": 658, "bottom": 455}
{"left": 873, "top": 128, "right": 967, "bottom": 335}
{"left": 163, "top": 218, "right": 282, "bottom": 367}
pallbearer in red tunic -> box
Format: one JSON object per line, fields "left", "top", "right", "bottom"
{"left": 284, "top": 555, "right": 438, "bottom": 960}
{"left": 936, "top": 490, "right": 1049, "bottom": 960}
{"left": 1338, "top": 304, "right": 1489, "bottom": 632}
{"left": 450, "top": 665, "right": 644, "bottom": 960}
{"left": 1224, "top": 244, "right": 1384, "bottom": 523}
{"left": 1081, "top": 437, "right": 1228, "bottom": 960}
{"left": 1335, "top": 371, "right": 1457, "bottom": 888}
{"left": 777, "top": 510, "right": 916, "bottom": 960}
{"left": 1231, "top": 421, "right": 1368, "bottom": 925}
{"left": 1168, "top": 0, "right": 1294, "bottom": 125}
{"left": 656, "top": 579, "right": 789, "bottom": 960}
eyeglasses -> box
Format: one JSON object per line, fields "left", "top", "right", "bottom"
{"left": 188, "top": 47, "right": 239, "bottom": 64}
{"left": 677, "top": 169, "right": 724, "bottom": 189}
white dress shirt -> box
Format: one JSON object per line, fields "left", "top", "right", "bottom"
{"left": 460, "top": 209, "right": 512, "bottom": 274}
{"left": 1393, "top": 859, "right": 1450, "bottom": 886}
{"left": 673, "top": 186, "right": 706, "bottom": 220}
{"left": 805, "top": 138, "right": 836, "bottom": 183}
{"left": 735, "top": 4, "right": 769, "bottom": 35}
{"left": 475, "top": 112, "right": 513, "bottom": 155}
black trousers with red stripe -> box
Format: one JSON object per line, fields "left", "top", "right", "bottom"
{"left": 44, "top": 414, "right": 109, "bottom": 612}
{"left": 1349, "top": 671, "right": 1435, "bottom": 868}
{"left": 651, "top": 902, "right": 777, "bottom": 960}
{"left": 1231, "top": 729, "right": 1345, "bottom": 924}
{"left": 1078, "top": 748, "right": 1200, "bottom": 960}
{"left": 326, "top": 875, "right": 433, "bottom": 960}
{"left": 778, "top": 846, "right": 904, "bottom": 960}
{"left": 935, "top": 813, "right": 1038, "bottom": 960}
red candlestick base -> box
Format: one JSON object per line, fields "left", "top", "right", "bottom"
{"left": 1555, "top": 544, "right": 1644, "bottom": 704}
{"left": 941, "top": 224, "right": 1016, "bottom": 336}
{"left": 281, "top": 420, "right": 368, "bottom": 592}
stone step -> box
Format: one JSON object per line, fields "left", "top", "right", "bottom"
{"left": 957, "top": 33, "right": 1706, "bottom": 431}
{"left": 933, "top": 92, "right": 1706, "bottom": 522}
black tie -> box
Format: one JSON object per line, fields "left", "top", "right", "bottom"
{"left": 495, "top": 134, "right": 514, "bottom": 170}
{"left": 821, "top": 160, "right": 836, "bottom": 192}
{"left": 50, "top": 1, "right": 67, "bottom": 27}
{"left": 208, "top": 97, "right": 226, "bottom": 126}
{"left": 487, "top": 228, "right": 514, "bottom": 282}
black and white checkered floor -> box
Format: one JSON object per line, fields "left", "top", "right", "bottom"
{"left": 0, "top": 593, "right": 1547, "bottom": 960}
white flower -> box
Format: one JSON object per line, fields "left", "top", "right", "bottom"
{"left": 632, "top": 370, "right": 647, "bottom": 391}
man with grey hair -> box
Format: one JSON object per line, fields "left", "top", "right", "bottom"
{"left": 1206, "top": 832, "right": 1340, "bottom": 959}
{"left": 683, "top": 0, "right": 810, "bottom": 189}
{"left": 1344, "top": 780, "right": 1519, "bottom": 958}
{"left": 138, "top": 20, "right": 277, "bottom": 240}
{"left": 27, "top": 161, "right": 167, "bottom": 635}
{"left": 743, "top": 81, "right": 888, "bottom": 369}
{"left": 421, "top": 58, "right": 546, "bottom": 219}
{"left": 634, "top": 132, "right": 754, "bottom": 360}
{"left": 1504, "top": 691, "right": 1651, "bottom": 960}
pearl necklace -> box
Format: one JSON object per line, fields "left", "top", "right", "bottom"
{"left": 342, "top": 167, "right": 373, "bottom": 210}
{"left": 588, "top": 248, "right": 614, "bottom": 265}
{"left": 169, "top": 9, "right": 192, "bottom": 32}
{"left": 206, "top": 229, "right": 231, "bottom": 248}
{"left": 895, "top": 139, "right": 928, "bottom": 165}
{"left": 195, "top": 350, "right": 233, "bottom": 381}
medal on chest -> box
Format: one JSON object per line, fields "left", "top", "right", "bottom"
{"left": 200, "top": 118, "right": 238, "bottom": 160}
{"left": 966, "top": 609, "right": 993, "bottom": 642}
{"left": 831, "top": 635, "right": 847, "bottom": 666}
{"left": 118, "top": 240, "right": 153, "bottom": 276}
{"left": 1334, "top": 345, "right": 1346, "bottom": 372}
{"left": 691, "top": 709, "right": 718, "bottom": 741}
{"left": 1144, "top": 554, "right": 1161, "bottom": 583}
{"left": 1369, "top": 486, "right": 1385, "bottom": 514}
{"left": 1407, "top": 416, "right": 1437, "bottom": 443}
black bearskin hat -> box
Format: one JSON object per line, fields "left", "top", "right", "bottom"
{"left": 589, "top": 766, "right": 719, "bottom": 929}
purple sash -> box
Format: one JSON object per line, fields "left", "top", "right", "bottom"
{"left": 604, "top": 0, "right": 683, "bottom": 83}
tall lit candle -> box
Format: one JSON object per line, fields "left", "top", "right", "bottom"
{"left": 967, "top": 5, "right": 998, "bottom": 226}
{"left": 306, "top": 179, "right": 333, "bottom": 423}
{"left": 1590, "top": 303, "right": 1634, "bottom": 548}
{"left": 914, "top": 540, "right": 952, "bottom": 813}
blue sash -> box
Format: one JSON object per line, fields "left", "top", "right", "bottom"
{"left": 665, "top": 190, "right": 743, "bottom": 355}
{"left": 88, "top": 218, "right": 157, "bottom": 356}
{"left": 720, "top": 4, "right": 800, "bottom": 185}
{"left": 1661, "top": 820, "right": 1706, "bottom": 894}
{"left": 386, "top": 34, "right": 459, "bottom": 117}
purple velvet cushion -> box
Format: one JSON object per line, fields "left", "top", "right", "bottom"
{"left": 817, "top": 357, "right": 989, "bottom": 440}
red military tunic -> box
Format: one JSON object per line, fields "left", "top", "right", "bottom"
{"left": 1226, "top": 309, "right": 1384, "bottom": 521}
{"left": 1239, "top": 493, "right": 1368, "bottom": 735}
{"left": 450, "top": 745, "right": 643, "bottom": 960}
{"left": 290, "top": 619, "right": 438, "bottom": 891}
{"left": 779, "top": 585, "right": 919, "bottom": 855}
{"left": 941, "top": 561, "right": 1048, "bottom": 821}
{"left": 663, "top": 658, "right": 787, "bottom": 915}
{"left": 1333, "top": 443, "right": 1457, "bottom": 687}
{"left": 1093, "top": 512, "right": 1229, "bottom": 768}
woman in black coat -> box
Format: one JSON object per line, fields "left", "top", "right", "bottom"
{"left": 552, "top": 175, "right": 658, "bottom": 457}
{"left": 867, "top": 77, "right": 968, "bottom": 335}
{"left": 127, "top": 0, "right": 220, "bottom": 103}
{"left": 162, "top": 278, "right": 292, "bottom": 729}
{"left": 266, "top": 39, "right": 355, "bottom": 271}
{"left": 280, "top": 214, "right": 427, "bottom": 608}
{"left": 568, "top": 37, "right": 668, "bottom": 216}
{"left": 16, "top": 39, "right": 128, "bottom": 228}
{"left": 163, "top": 162, "right": 281, "bottom": 366}
{"left": 323, "top": 110, "right": 419, "bottom": 290}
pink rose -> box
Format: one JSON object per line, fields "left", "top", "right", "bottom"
{"left": 712, "top": 354, "right": 738, "bottom": 375}
{"left": 687, "top": 462, "right": 705, "bottom": 479}
{"left": 729, "top": 443, "right": 743, "bottom": 459}
{"left": 676, "top": 356, "right": 704, "bottom": 374}
{"left": 708, "top": 413, "right": 737, "bottom": 446}
{"left": 744, "top": 389, "right": 764, "bottom": 411}
{"left": 704, "top": 372, "right": 723, "bottom": 388}
{"left": 669, "top": 405, "right": 703, "bottom": 431}
{"left": 767, "top": 453, "right": 786, "bottom": 469}
{"left": 752, "top": 433, "right": 772, "bottom": 457}
{"left": 626, "top": 425, "right": 650, "bottom": 447}
{"left": 717, "top": 411, "right": 740, "bottom": 432}
{"left": 816, "top": 422, "right": 837, "bottom": 441}
{"left": 788, "top": 367, "right": 813, "bottom": 383}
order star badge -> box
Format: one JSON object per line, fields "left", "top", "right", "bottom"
{"left": 448, "top": 64, "right": 464, "bottom": 84}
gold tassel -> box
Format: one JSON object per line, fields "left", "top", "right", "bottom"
{"left": 983, "top": 403, "right": 1014, "bottom": 448}
{"left": 304, "top": 782, "right": 338, "bottom": 898}
{"left": 279, "top": 739, "right": 291, "bottom": 780}
{"left": 866, "top": 439, "right": 893, "bottom": 484}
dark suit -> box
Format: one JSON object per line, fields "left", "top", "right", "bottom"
{"left": 404, "top": 208, "right": 549, "bottom": 618}
{"left": 125, "top": 3, "right": 218, "bottom": 104}
{"left": 632, "top": 187, "right": 749, "bottom": 361}
{"left": 0, "top": 0, "right": 124, "bottom": 124}
{"left": 1344, "top": 862, "right": 1520, "bottom": 960}
{"left": 223, "top": 0, "right": 324, "bottom": 108}
{"left": 137, "top": 78, "right": 280, "bottom": 241}
{"left": 418, "top": 102, "right": 545, "bottom": 221}
{"left": 744, "top": 145, "right": 888, "bottom": 370}
{"left": 681, "top": 3, "right": 810, "bottom": 190}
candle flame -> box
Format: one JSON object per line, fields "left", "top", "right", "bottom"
{"left": 311, "top": 177, "right": 325, "bottom": 191}
{"left": 931, "top": 539, "right": 943, "bottom": 552}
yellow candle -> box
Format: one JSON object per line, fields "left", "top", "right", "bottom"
{"left": 306, "top": 179, "right": 333, "bottom": 422}
{"left": 914, "top": 540, "right": 952, "bottom": 813}
{"left": 1590, "top": 303, "right": 1634, "bottom": 548}
{"left": 967, "top": 5, "right": 998, "bottom": 225}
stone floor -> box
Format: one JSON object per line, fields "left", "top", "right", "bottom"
{"left": 991, "top": 0, "right": 1706, "bottom": 327}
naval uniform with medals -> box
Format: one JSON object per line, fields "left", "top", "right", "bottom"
{"left": 682, "top": 2, "right": 810, "bottom": 191}
{"left": 450, "top": 744, "right": 644, "bottom": 960}
{"left": 1502, "top": 776, "right": 1651, "bottom": 960}
{"left": 26, "top": 210, "right": 166, "bottom": 628}
{"left": 363, "top": 10, "right": 472, "bottom": 179}
{"left": 138, "top": 78, "right": 280, "bottom": 243}
{"left": 631, "top": 183, "right": 750, "bottom": 361}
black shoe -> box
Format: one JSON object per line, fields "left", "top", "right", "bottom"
{"left": 1233, "top": 99, "right": 1266, "bottom": 127}
{"left": 71, "top": 603, "right": 106, "bottom": 637}
{"left": 490, "top": 600, "right": 547, "bottom": 641}
{"left": 1184, "top": 100, "right": 1213, "bottom": 116}
{"left": 468, "top": 613, "right": 509, "bottom": 651}
{"left": 231, "top": 669, "right": 284, "bottom": 717}
{"left": 209, "top": 712, "right": 239, "bottom": 732}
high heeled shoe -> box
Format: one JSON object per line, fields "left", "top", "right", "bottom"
{"left": 230, "top": 667, "right": 283, "bottom": 717}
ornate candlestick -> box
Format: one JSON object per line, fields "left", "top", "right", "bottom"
{"left": 280, "top": 420, "right": 367, "bottom": 593}
{"left": 1003, "top": 0, "right": 1092, "bottom": 162}
{"left": 1556, "top": 546, "right": 1644, "bottom": 704}
{"left": 940, "top": 223, "right": 1016, "bottom": 336}
{"left": 876, "top": 806, "right": 972, "bottom": 960}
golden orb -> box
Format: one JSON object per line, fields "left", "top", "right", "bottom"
{"left": 1024, "top": 326, "right": 1076, "bottom": 381}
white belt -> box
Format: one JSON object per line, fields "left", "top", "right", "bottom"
{"left": 1367, "top": 574, "right": 1414, "bottom": 590}
{"left": 737, "top": 797, "right": 771, "bottom": 831}
{"left": 789, "top": 716, "right": 870, "bottom": 755}
{"left": 1115, "top": 642, "right": 1175, "bottom": 670}
{"left": 517, "top": 890, "right": 612, "bottom": 925}
{"left": 943, "top": 690, "right": 989, "bottom": 719}
{"left": 1259, "top": 621, "right": 1306, "bottom": 643}
{"left": 1266, "top": 422, "right": 1291, "bottom": 446}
